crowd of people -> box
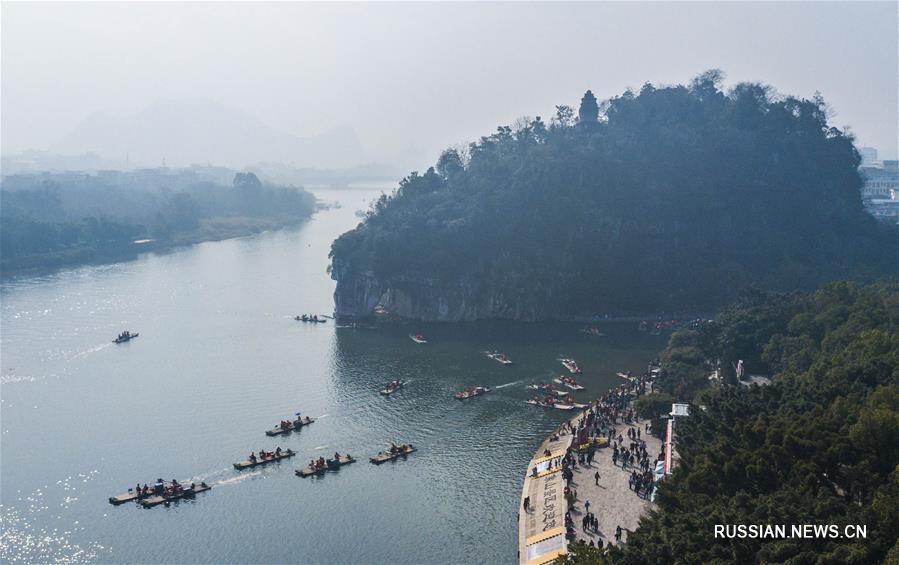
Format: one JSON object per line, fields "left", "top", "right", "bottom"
{"left": 527, "top": 361, "right": 664, "bottom": 551}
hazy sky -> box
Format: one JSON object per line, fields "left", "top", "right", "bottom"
{"left": 2, "top": 1, "right": 897, "bottom": 168}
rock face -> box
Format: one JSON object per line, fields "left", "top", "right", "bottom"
{"left": 331, "top": 260, "right": 553, "bottom": 321}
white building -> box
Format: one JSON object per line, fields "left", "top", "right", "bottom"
{"left": 664, "top": 403, "right": 690, "bottom": 478}
{"left": 861, "top": 161, "right": 899, "bottom": 200}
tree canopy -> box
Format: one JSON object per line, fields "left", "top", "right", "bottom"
{"left": 1, "top": 171, "right": 315, "bottom": 272}
{"left": 566, "top": 281, "right": 899, "bottom": 564}
{"left": 330, "top": 72, "right": 896, "bottom": 318}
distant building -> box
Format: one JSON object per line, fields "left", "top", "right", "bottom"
{"left": 858, "top": 146, "right": 879, "bottom": 166}
{"left": 861, "top": 160, "right": 899, "bottom": 200}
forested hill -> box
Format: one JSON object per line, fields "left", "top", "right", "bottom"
{"left": 561, "top": 282, "right": 899, "bottom": 564}
{"left": 587, "top": 282, "right": 897, "bottom": 564}
{"left": 329, "top": 72, "right": 897, "bottom": 321}
{"left": 1, "top": 171, "right": 315, "bottom": 273}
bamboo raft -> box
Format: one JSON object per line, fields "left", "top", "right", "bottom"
{"left": 380, "top": 381, "right": 406, "bottom": 396}
{"left": 295, "top": 455, "right": 356, "bottom": 477}
{"left": 486, "top": 352, "right": 513, "bottom": 365}
{"left": 265, "top": 417, "right": 315, "bottom": 436}
{"left": 233, "top": 449, "right": 296, "bottom": 470}
{"left": 553, "top": 377, "right": 585, "bottom": 391}
{"left": 526, "top": 399, "right": 576, "bottom": 410}
{"left": 140, "top": 484, "right": 211, "bottom": 508}
{"left": 370, "top": 445, "right": 416, "bottom": 464}
{"left": 113, "top": 333, "right": 139, "bottom": 344}
{"left": 109, "top": 489, "right": 152, "bottom": 505}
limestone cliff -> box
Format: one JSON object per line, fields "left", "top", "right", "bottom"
{"left": 331, "top": 260, "right": 558, "bottom": 321}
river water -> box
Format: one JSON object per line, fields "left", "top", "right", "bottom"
{"left": 0, "top": 187, "right": 666, "bottom": 564}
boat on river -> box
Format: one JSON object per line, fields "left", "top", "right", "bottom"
{"left": 528, "top": 382, "right": 559, "bottom": 393}
{"left": 410, "top": 334, "right": 428, "bottom": 344}
{"left": 554, "top": 375, "right": 585, "bottom": 390}
{"left": 295, "top": 315, "right": 326, "bottom": 323}
{"left": 233, "top": 449, "right": 295, "bottom": 470}
{"left": 525, "top": 398, "right": 576, "bottom": 411}
{"left": 579, "top": 326, "right": 605, "bottom": 337}
{"left": 486, "top": 351, "right": 513, "bottom": 365}
{"left": 109, "top": 488, "right": 153, "bottom": 505}
{"left": 296, "top": 455, "right": 355, "bottom": 477}
{"left": 140, "top": 483, "right": 212, "bottom": 508}
{"left": 559, "top": 358, "right": 582, "bottom": 374}
{"left": 296, "top": 454, "right": 356, "bottom": 477}
{"left": 380, "top": 380, "right": 406, "bottom": 395}
{"left": 113, "top": 331, "right": 138, "bottom": 343}
{"left": 370, "top": 443, "right": 416, "bottom": 464}
{"left": 265, "top": 416, "right": 315, "bottom": 436}
{"left": 617, "top": 371, "right": 636, "bottom": 382}
{"left": 140, "top": 483, "right": 211, "bottom": 508}
{"left": 110, "top": 479, "right": 210, "bottom": 506}
{"left": 454, "top": 386, "right": 490, "bottom": 400}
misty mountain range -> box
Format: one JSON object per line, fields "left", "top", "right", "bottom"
{"left": 47, "top": 99, "right": 366, "bottom": 169}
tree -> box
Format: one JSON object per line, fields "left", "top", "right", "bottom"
{"left": 552, "top": 104, "right": 575, "bottom": 128}
{"left": 435, "top": 148, "right": 464, "bottom": 179}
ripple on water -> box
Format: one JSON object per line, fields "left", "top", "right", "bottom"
{"left": 0, "top": 472, "right": 106, "bottom": 564}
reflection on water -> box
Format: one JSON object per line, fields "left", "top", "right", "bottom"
{"left": 0, "top": 188, "right": 666, "bottom": 563}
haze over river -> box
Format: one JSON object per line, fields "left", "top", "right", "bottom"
{"left": 0, "top": 187, "right": 666, "bottom": 563}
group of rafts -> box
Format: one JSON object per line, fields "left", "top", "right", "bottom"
{"left": 408, "top": 333, "right": 591, "bottom": 409}
{"left": 110, "top": 329, "right": 593, "bottom": 507}
{"left": 109, "top": 411, "right": 415, "bottom": 507}
{"left": 525, "top": 359, "right": 588, "bottom": 410}
{"left": 295, "top": 442, "right": 416, "bottom": 477}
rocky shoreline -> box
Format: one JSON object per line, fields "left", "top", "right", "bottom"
{"left": 330, "top": 268, "right": 709, "bottom": 323}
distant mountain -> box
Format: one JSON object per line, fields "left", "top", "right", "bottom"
{"left": 51, "top": 99, "right": 366, "bottom": 169}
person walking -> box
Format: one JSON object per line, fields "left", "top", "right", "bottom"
{"left": 594, "top": 471, "right": 600, "bottom": 485}
{"left": 584, "top": 500, "right": 590, "bottom": 514}
{"left": 523, "top": 496, "right": 530, "bottom": 512}
{"left": 615, "top": 525, "right": 622, "bottom": 543}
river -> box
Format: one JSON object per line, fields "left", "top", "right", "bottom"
{"left": 0, "top": 187, "right": 666, "bottom": 563}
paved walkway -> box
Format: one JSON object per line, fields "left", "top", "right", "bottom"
{"left": 567, "top": 417, "right": 662, "bottom": 547}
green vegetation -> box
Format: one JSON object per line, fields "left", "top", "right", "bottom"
{"left": 331, "top": 71, "right": 896, "bottom": 318}
{"left": 1, "top": 172, "right": 315, "bottom": 273}
{"left": 565, "top": 281, "right": 899, "bottom": 564}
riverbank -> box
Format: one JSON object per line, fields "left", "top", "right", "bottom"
{"left": 0, "top": 214, "right": 312, "bottom": 277}
{"left": 518, "top": 422, "right": 575, "bottom": 564}
{"left": 518, "top": 373, "right": 663, "bottom": 563}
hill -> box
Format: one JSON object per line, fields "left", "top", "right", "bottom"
{"left": 329, "top": 72, "right": 897, "bottom": 320}
{"left": 51, "top": 99, "right": 365, "bottom": 169}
